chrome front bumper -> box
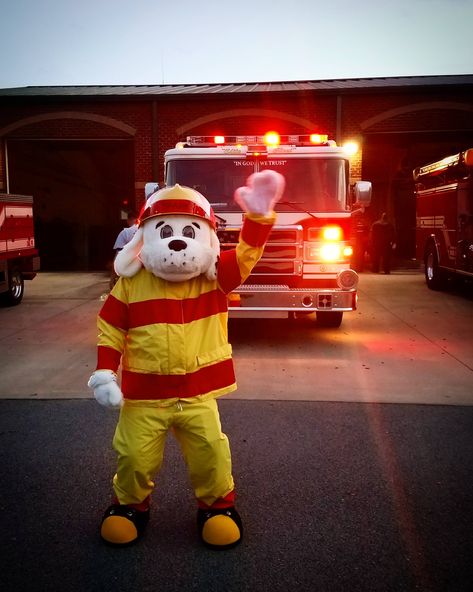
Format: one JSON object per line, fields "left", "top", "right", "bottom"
{"left": 228, "top": 283, "right": 357, "bottom": 316}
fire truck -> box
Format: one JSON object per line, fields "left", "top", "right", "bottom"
{"left": 414, "top": 148, "right": 473, "bottom": 290}
{"left": 0, "top": 193, "right": 40, "bottom": 305}
{"left": 162, "top": 132, "right": 372, "bottom": 327}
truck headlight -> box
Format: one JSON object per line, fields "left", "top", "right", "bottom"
{"left": 304, "top": 241, "right": 353, "bottom": 263}
{"left": 320, "top": 243, "right": 342, "bottom": 262}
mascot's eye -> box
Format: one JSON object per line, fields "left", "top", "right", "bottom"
{"left": 160, "top": 225, "right": 173, "bottom": 239}
{"left": 182, "top": 225, "right": 195, "bottom": 239}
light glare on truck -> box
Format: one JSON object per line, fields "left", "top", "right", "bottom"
{"left": 342, "top": 141, "right": 359, "bottom": 156}
{"left": 264, "top": 131, "right": 280, "bottom": 146}
{"left": 310, "top": 134, "right": 328, "bottom": 144}
{"left": 322, "top": 225, "right": 342, "bottom": 241}
{"left": 320, "top": 243, "right": 342, "bottom": 262}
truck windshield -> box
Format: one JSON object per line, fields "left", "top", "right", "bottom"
{"left": 166, "top": 156, "right": 347, "bottom": 212}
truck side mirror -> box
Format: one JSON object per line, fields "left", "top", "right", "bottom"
{"left": 353, "top": 181, "right": 372, "bottom": 207}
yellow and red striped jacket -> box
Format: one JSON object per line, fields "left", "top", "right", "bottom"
{"left": 96, "top": 212, "right": 275, "bottom": 401}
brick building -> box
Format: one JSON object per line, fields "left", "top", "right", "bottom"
{"left": 1, "top": 75, "right": 472, "bottom": 270}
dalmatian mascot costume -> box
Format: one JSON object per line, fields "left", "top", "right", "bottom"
{"left": 88, "top": 170, "right": 284, "bottom": 549}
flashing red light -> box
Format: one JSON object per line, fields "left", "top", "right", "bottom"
{"left": 322, "top": 225, "right": 343, "bottom": 241}
{"left": 214, "top": 136, "right": 225, "bottom": 144}
{"left": 310, "top": 133, "right": 328, "bottom": 144}
{"left": 264, "top": 131, "right": 280, "bottom": 146}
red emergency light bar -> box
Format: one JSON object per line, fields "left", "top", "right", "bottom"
{"left": 185, "top": 133, "right": 331, "bottom": 147}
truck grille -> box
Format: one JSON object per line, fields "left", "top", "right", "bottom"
{"left": 219, "top": 224, "right": 303, "bottom": 276}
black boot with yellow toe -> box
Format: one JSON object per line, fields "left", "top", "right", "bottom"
{"left": 197, "top": 507, "right": 242, "bottom": 550}
{"left": 100, "top": 504, "right": 150, "bottom": 546}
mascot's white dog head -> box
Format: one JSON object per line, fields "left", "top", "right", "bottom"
{"left": 114, "top": 184, "right": 220, "bottom": 282}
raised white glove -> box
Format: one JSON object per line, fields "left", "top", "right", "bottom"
{"left": 88, "top": 370, "right": 123, "bottom": 408}
{"left": 234, "top": 169, "right": 285, "bottom": 215}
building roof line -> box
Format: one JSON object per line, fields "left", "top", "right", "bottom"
{"left": 1, "top": 75, "right": 472, "bottom": 97}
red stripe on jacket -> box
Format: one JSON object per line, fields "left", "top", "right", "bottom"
{"left": 240, "top": 217, "right": 273, "bottom": 247}
{"left": 99, "top": 294, "right": 129, "bottom": 330}
{"left": 217, "top": 250, "right": 242, "bottom": 295}
{"left": 128, "top": 289, "right": 228, "bottom": 327}
{"left": 121, "top": 358, "right": 235, "bottom": 399}
{"left": 97, "top": 345, "right": 122, "bottom": 372}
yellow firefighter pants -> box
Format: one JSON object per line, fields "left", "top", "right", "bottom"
{"left": 111, "top": 398, "right": 235, "bottom": 507}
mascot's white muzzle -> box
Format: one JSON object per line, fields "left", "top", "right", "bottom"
{"left": 140, "top": 225, "right": 216, "bottom": 282}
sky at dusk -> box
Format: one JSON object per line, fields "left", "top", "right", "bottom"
{"left": 1, "top": 0, "right": 472, "bottom": 88}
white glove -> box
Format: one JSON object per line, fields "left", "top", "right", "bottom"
{"left": 88, "top": 370, "right": 123, "bottom": 408}
{"left": 234, "top": 170, "right": 285, "bottom": 215}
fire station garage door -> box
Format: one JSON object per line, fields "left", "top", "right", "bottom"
{"left": 7, "top": 139, "right": 134, "bottom": 271}
{"left": 362, "top": 131, "right": 473, "bottom": 260}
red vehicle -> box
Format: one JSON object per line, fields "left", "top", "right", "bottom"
{"left": 0, "top": 193, "right": 40, "bottom": 305}
{"left": 414, "top": 148, "right": 473, "bottom": 289}
{"left": 163, "top": 132, "right": 372, "bottom": 327}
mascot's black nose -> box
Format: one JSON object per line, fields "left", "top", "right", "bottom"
{"left": 168, "top": 239, "right": 187, "bottom": 252}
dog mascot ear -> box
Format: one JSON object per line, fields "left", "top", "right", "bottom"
{"left": 114, "top": 184, "right": 220, "bottom": 282}
{"left": 114, "top": 226, "right": 144, "bottom": 277}
{"left": 206, "top": 228, "right": 220, "bottom": 281}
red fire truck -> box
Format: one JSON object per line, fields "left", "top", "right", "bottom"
{"left": 161, "top": 132, "right": 371, "bottom": 327}
{"left": 0, "top": 193, "right": 40, "bottom": 305}
{"left": 414, "top": 148, "right": 473, "bottom": 290}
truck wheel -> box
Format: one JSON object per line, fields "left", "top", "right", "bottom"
{"left": 425, "top": 245, "right": 446, "bottom": 291}
{"left": 1, "top": 267, "right": 24, "bottom": 306}
{"left": 316, "top": 311, "right": 343, "bottom": 328}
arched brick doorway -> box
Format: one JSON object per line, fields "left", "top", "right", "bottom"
{"left": 7, "top": 138, "right": 134, "bottom": 270}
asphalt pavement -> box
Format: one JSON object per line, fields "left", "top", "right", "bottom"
{"left": 1, "top": 398, "right": 473, "bottom": 592}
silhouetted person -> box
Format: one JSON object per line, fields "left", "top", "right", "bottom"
{"left": 370, "top": 212, "right": 395, "bottom": 274}
{"left": 110, "top": 212, "right": 138, "bottom": 289}
{"left": 113, "top": 212, "right": 138, "bottom": 253}
{"left": 352, "top": 207, "right": 370, "bottom": 272}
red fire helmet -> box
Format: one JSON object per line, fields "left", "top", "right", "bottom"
{"left": 139, "top": 184, "right": 216, "bottom": 229}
